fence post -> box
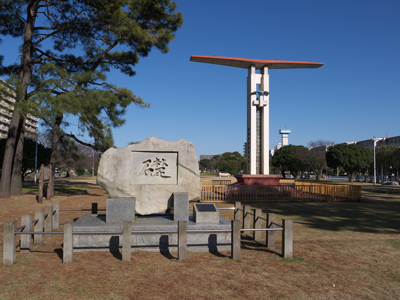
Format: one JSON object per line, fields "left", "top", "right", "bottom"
{"left": 34, "top": 210, "right": 44, "bottom": 243}
{"left": 243, "top": 205, "right": 250, "bottom": 230}
{"left": 63, "top": 222, "right": 73, "bottom": 263}
{"left": 266, "top": 213, "right": 276, "bottom": 248}
{"left": 52, "top": 203, "right": 60, "bottom": 230}
{"left": 231, "top": 220, "right": 241, "bottom": 261}
{"left": 282, "top": 219, "right": 293, "bottom": 259}
{"left": 21, "top": 215, "right": 32, "bottom": 252}
{"left": 91, "top": 203, "right": 98, "bottom": 214}
{"left": 122, "top": 221, "right": 132, "bottom": 262}
{"left": 254, "top": 209, "right": 262, "bottom": 243}
{"left": 3, "top": 221, "right": 17, "bottom": 265}
{"left": 178, "top": 220, "right": 187, "bottom": 261}
{"left": 234, "top": 202, "right": 241, "bottom": 221}
{"left": 44, "top": 206, "right": 53, "bottom": 232}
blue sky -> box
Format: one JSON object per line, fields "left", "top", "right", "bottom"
{"left": 1, "top": 0, "right": 400, "bottom": 159}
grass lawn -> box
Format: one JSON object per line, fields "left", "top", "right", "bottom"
{"left": 0, "top": 178, "right": 399, "bottom": 299}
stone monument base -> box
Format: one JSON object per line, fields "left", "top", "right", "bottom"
{"left": 234, "top": 174, "right": 283, "bottom": 186}
{"left": 72, "top": 214, "right": 231, "bottom": 253}
{"left": 223, "top": 174, "right": 303, "bottom": 198}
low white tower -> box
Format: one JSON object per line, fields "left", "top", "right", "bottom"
{"left": 279, "top": 129, "right": 291, "bottom": 146}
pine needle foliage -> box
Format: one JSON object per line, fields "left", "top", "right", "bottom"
{"left": 0, "top": 0, "right": 183, "bottom": 197}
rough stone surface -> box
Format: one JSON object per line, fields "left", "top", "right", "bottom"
{"left": 97, "top": 136, "right": 201, "bottom": 215}
{"left": 173, "top": 192, "right": 189, "bottom": 221}
{"left": 106, "top": 198, "right": 136, "bottom": 223}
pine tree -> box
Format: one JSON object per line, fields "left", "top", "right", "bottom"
{"left": 0, "top": 0, "right": 183, "bottom": 197}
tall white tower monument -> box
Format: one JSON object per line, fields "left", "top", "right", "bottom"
{"left": 190, "top": 56, "right": 323, "bottom": 184}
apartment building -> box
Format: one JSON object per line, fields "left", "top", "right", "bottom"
{"left": 356, "top": 137, "right": 400, "bottom": 148}
{"left": 0, "top": 78, "right": 39, "bottom": 139}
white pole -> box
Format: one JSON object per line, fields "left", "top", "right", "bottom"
{"left": 373, "top": 140, "right": 376, "bottom": 186}
{"left": 34, "top": 130, "right": 38, "bottom": 184}
{"left": 92, "top": 151, "right": 95, "bottom": 177}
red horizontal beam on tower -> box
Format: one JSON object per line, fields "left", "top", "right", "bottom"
{"left": 190, "top": 55, "right": 324, "bottom": 69}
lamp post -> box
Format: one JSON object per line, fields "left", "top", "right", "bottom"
{"left": 34, "top": 130, "right": 39, "bottom": 184}
{"left": 372, "top": 138, "right": 381, "bottom": 186}
{"left": 92, "top": 150, "right": 95, "bottom": 177}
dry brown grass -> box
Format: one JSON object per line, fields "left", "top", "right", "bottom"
{"left": 1, "top": 179, "right": 400, "bottom": 299}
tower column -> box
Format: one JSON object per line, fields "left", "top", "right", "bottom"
{"left": 247, "top": 65, "right": 269, "bottom": 175}
{"left": 260, "top": 66, "right": 269, "bottom": 175}
{"left": 247, "top": 65, "right": 257, "bottom": 174}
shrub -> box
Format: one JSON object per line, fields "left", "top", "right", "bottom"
{"left": 76, "top": 167, "right": 86, "bottom": 176}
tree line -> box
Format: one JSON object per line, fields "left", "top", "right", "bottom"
{"left": 0, "top": 133, "right": 101, "bottom": 180}
{"left": 0, "top": 0, "right": 183, "bottom": 198}
{"left": 199, "top": 152, "right": 247, "bottom": 175}
{"left": 272, "top": 140, "right": 400, "bottom": 182}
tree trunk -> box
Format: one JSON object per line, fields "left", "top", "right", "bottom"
{"left": 0, "top": 110, "right": 22, "bottom": 198}
{"left": 348, "top": 173, "right": 354, "bottom": 182}
{"left": 0, "top": 0, "right": 40, "bottom": 198}
{"left": 49, "top": 116, "right": 63, "bottom": 197}
{"left": 10, "top": 118, "right": 25, "bottom": 195}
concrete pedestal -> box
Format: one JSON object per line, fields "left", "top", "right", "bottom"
{"left": 73, "top": 214, "right": 231, "bottom": 252}
{"left": 106, "top": 198, "right": 135, "bottom": 223}
{"left": 234, "top": 174, "right": 283, "bottom": 186}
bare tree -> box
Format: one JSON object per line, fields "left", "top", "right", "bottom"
{"left": 296, "top": 140, "right": 334, "bottom": 181}
{"left": 308, "top": 140, "right": 335, "bottom": 149}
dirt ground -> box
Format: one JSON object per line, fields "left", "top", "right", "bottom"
{"left": 1, "top": 178, "right": 400, "bottom": 299}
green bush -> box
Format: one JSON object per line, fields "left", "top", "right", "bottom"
{"left": 76, "top": 167, "right": 86, "bottom": 176}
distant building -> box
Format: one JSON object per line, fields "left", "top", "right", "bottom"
{"left": 356, "top": 137, "right": 400, "bottom": 148}
{"left": 0, "top": 78, "right": 39, "bottom": 139}
{"left": 310, "top": 137, "right": 400, "bottom": 153}
{"left": 279, "top": 129, "right": 291, "bottom": 147}
{"left": 269, "top": 149, "right": 274, "bottom": 157}
{"left": 268, "top": 142, "right": 281, "bottom": 157}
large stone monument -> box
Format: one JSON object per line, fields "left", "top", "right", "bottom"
{"left": 72, "top": 136, "right": 231, "bottom": 253}
{"left": 97, "top": 136, "right": 201, "bottom": 216}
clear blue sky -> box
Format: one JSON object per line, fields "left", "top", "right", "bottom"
{"left": 1, "top": 0, "right": 400, "bottom": 159}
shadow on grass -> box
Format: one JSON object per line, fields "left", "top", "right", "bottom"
{"left": 54, "top": 248, "right": 63, "bottom": 261}
{"left": 209, "top": 251, "right": 229, "bottom": 258}
{"left": 240, "top": 235, "right": 282, "bottom": 257}
{"left": 23, "top": 185, "right": 104, "bottom": 196}
{"left": 110, "top": 251, "right": 122, "bottom": 260}
{"left": 250, "top": 196, "right": 400, "bottom": 234}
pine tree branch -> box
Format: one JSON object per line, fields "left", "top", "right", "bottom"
{"left": 16, "top": 14, "right": 27, "bottom": 26}
{"left": 62, "top": 132, "right": 100, "bottom": 151}
{"left": 33, "top": 29, "right": 62, "bottom": 47}
{"left": 90, "top": 39, "right": 119, "bottom": 71}
{"left": 33, "top": 48, "right": 67, "bottom": 68}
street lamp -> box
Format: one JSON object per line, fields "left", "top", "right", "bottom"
{"left": 372, "top": 138, "right": 382, "bottom": 186}
{"left": 34, "top": 130, "right": 39, "bottom": 184}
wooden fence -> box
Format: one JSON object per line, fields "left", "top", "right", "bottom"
{"left": 202, "top": 179, "right": 295, "bottom": 186}
{"left": 200, "top": 180, "right": 361, "bottom": 203}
